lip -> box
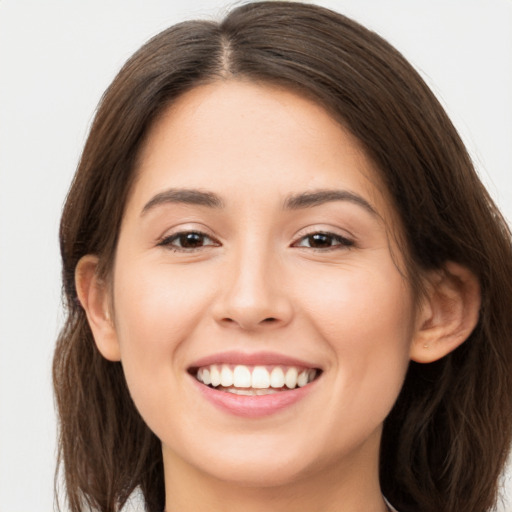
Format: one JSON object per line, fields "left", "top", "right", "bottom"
{"left": 189, "top": 372, "right": 319, "bottom": 418}
{"left": 188, "top": 350, "right": 322, "bottom": 370}
{"left": 187, "top": 351, "right": 321, "bottom": 418}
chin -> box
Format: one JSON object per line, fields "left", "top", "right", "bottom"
{"left": 164, "top": 432, "right": 322, "bottom": 488}
{"left": 198, "top": 455, "right": 312, "bottom": 488}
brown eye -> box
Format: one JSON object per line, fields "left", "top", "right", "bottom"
{"left": 306, "top": 233, "right": 333, "bottom": 248}
{"left": 294, "top": 232, "right": 354, "bottom": 250}
{"left": 177, "top": 232, "right": 206, "bottom": 248}
{"left": 158, "top": 231, "right": 218, "bottom": 251}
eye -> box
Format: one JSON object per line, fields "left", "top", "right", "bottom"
{"left": 158, "top": 231, "right": 219, "bottom": 251}
{"left": 293, "top": 232, "right": 354, "bottom": 250}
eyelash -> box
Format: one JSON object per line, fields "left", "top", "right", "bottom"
{"left": 157, "top": 231, "right": 219, "bottom": 252}
{"left": 157, "top": 229, "right": 354, "bottom": 252}
{"left": 292, "top": 231, "right": 355, "bottom": 251}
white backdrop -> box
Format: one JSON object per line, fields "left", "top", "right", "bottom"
{"left": 0, "top": 1, "right": 511, "bottom": 511}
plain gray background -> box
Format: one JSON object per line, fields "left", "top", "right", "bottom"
{"left": 1, "top": 1, "right": 511, "bottom": 510}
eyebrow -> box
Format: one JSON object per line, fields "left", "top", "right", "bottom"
{"left": 283, "top": 189, "right": 377, "bottom": 215}
{"left": 141, "top": 188, "right": 224, "bottom": 215}
{"left": 141, "top": 187, "right": 377, "bottom": 217}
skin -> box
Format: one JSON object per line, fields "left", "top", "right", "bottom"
{"left": 77, "top": 80, "right": 481, "bottom": 512}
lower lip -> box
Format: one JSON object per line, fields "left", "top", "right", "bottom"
{"left": 190, "top": 374, "right": 318, "bottom": 418}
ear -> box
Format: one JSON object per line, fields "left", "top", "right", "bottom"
{"left": 410, "top": 262, "right": 481, "bottom": 363}
{"left": 75, "top": 255, "right": 121, "bottom": 362}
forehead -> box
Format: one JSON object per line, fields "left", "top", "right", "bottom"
{"left": 130, "top": 80, "right": 394, "bottom": 219}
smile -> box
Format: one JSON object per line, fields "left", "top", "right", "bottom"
{"left": 194, "top": 364, "right": 319, "bottom": 395}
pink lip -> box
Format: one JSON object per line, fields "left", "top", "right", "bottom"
{"left": 188, "top": 350, "right": 321, "bottom": 370}
{"left": 189, "top": 373, "right": 319, "bottom": 418}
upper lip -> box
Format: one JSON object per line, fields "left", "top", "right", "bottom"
{"left": 188, "top": 350, "right": 322, "bottom": 370}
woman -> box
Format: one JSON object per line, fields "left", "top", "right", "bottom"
{"left": 53, "top": 2, "right": 512, "bottom": 511}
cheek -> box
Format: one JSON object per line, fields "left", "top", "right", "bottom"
{"left": 296, "top": 260, "right": 414, "bottom": 406}
{"left": 111, "top": 258, "right": 215, "bottom": 390}
{"left": 301, "top": 258, "right": 414, "bottom": 345}
{"left": 113, "top": 258, "right": 211, "bottom": 343}
{"left": 110, "top": 258, "right": 219, "bottom": 433}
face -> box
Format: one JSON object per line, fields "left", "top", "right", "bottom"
{"left": 108, "top": 81, "right": 419, "bottom": 488}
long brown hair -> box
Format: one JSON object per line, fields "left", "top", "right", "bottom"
{"left": 54, "top": 2, "right": 512, "bottom": 511}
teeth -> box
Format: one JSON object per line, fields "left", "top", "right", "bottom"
{"left": 285, "top": 367, "right": 298, "bottom": 389}
{"left": 233, "top": 365, "right": 251, "bottom": 388}
{"left": 297, "top": 370, "right": 309, "bottom": 387}
{"left": 252, "top": 366, "right": 270, "bottom": 388}
{"left": 210, "top": 365, "right": 221, "bottom": 387}
{"left": 195, "top": 364, "right": 318, "bottom": 391}
{"left": 221, "top": 387, "right": 280, "bottom": 396}
{"left": 270, "top": 367, "right": 285, "bottom": 388}
{"left": 202, "top": 368, "right": 211, "bottom": 385}
{"left": 220, "top": 365, "right": 234, "bottom": 387}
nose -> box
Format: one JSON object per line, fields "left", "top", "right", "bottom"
{"left": 212, "top": 246, "right": 294, "bottom": 331}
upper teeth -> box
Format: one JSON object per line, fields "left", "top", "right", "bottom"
{"left": 196, "top": 364, "right": 317, "bottom": 390}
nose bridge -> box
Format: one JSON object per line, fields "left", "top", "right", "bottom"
{"left": 215, "top": 236, "right": 292, "bottom": 330}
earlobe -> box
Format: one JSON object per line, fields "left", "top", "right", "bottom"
{"left": 410, "top": 262, "right": 481, "bottom": 364}
{"left": 75, "top": 255, "right": 121, "bottom": 362}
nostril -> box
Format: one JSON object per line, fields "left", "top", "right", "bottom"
{"left": 218, "top": 314, "right": 286, "bottom": 330}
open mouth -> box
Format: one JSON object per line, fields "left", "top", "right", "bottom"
{"left": 189, "top": 364, "right": 321, "bottom": 396}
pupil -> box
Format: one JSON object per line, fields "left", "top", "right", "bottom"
{"left": 181, "top": 233, "right": 202, "bottom": 248}
{"left": 310, "top": 233, "right": 330, "bottom": 247}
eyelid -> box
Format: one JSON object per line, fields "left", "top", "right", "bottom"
{"left": 291, "top": 226, "right": 356, "bottom": 250}
{"left": 156, "top": 222, "right": 216, "bottom": 241}
{"left": 156, "top": 224, "right": 221, "bottom": 251}
{"left": 157, "top": 232, "right": 220, "bottom": 253}
{"left": 292, "top": 224, "right": 355, "bottom": 241}
{"left": 157, "top": 230, "right": 215, "bottom": 244}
